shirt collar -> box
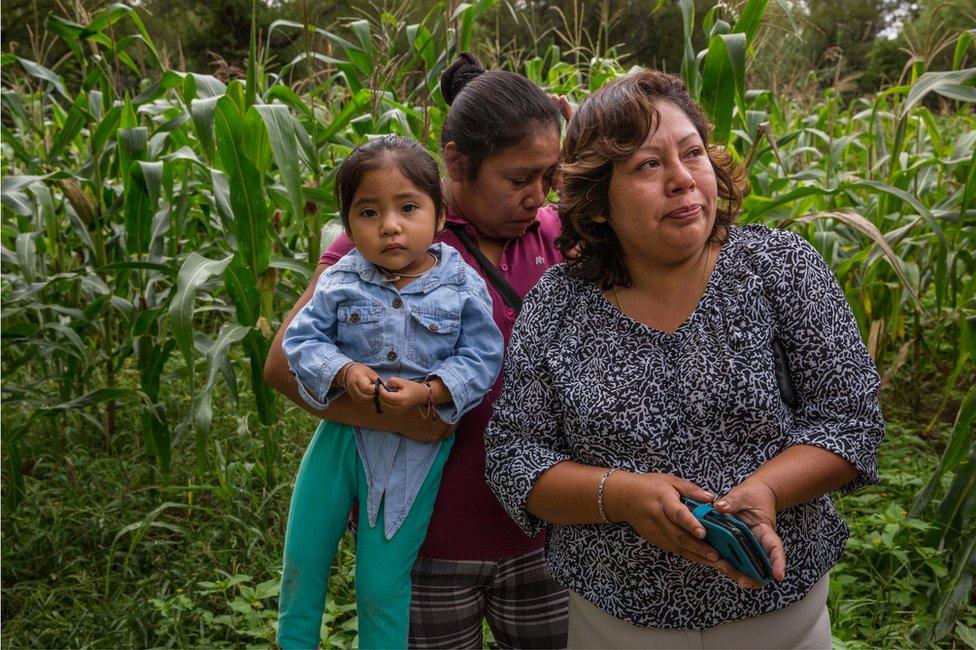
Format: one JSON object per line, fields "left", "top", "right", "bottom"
{"left": 330, "top": 243, "right": 465, "bottom": 290}
{"left": 330, "top": 247, "right": 376, "bottom": 278}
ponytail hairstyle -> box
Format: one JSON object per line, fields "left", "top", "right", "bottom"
{"left": 439, "top": 53, "right": 561, "bottom": 179}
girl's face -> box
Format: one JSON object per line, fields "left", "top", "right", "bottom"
{"left": 347, "top": 161, "right": 444, "bottom": 274}
{"left": 446, "top": 127, "right": 560, "bottom": 240}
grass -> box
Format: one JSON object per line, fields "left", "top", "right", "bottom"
{"left": 0, "top": 375, "right": 353, "bottom": 648}
{"left": 1, "top": 362, "right": 973, "bottom": 649}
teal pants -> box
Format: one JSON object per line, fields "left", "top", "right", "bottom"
{"left": 277, "top": 420, "right": 452, "bottom": 650}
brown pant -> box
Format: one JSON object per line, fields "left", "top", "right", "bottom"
{"left": 568, "top": 575, "right": 831, "bottom": 650}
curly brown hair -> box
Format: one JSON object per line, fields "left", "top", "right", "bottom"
{"left": 556, "top": 70, "right": 750, "bottom": 289}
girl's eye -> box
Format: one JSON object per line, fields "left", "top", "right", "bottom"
{"left": 402, "top": 203, "right": 418, "bottom": 213}
{"left": 359, "top": 208, "right": 377, "bottom": 218}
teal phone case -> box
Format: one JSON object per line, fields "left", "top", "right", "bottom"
{"left": 681, "top": 498, "right": 773, "bottom": 585}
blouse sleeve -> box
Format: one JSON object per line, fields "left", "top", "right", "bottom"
{"left": 484, "top": 268, "right": 573, "bottom": 537}
{"left": 755, "top": 228, "right": 885, "bottom": 492}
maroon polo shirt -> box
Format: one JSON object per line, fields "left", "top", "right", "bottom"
{"left": 319, "top": 206, "right": 563, "bottom": 560}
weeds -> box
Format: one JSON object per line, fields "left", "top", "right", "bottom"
{"left": 1, "top": 1, "right": 974, "bottom": 646}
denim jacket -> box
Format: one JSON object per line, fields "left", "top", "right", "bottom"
{"left": 283, "top": 242, "right": 504, "bottom": 539}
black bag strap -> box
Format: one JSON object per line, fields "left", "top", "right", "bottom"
{"left": 446, "top": 222, "right": 522, "bottom": 315}
{"left": 771, "top": 337, "right": 797, "bottom": 409}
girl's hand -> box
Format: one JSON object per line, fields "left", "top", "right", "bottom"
{"left": 605, "top": 472, "right": 755, "bottom": 584}
{"left": 714, "top": 478, "right": 787, "bottom": 587}
{"left": 345, "top": 364, "right": 379, "bottom": 403}
{"left": 378, "top": 377, "right": 427, "bottom": 412}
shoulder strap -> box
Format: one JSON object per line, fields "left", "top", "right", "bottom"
{"left": 771, "top": 338, "right": 797, "bottom": 409}
{"left": 446, "top": 222, "right": 522, "bottom": 315}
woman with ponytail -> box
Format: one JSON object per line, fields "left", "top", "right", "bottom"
{"left": 265, "top": 53, "right": 571, "bottom": 649}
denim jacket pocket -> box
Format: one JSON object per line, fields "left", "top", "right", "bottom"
{"left": 337, "top": 302, "right": 385, "bottom": 358}
{"left": 406, "top": 309, "right": 460, "bottom": 367}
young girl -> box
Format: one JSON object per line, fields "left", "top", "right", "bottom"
{"left": 278, "top": 135, "right": 503, "bottom": 649}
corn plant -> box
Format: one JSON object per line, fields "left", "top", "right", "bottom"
{"left": 1, "top": 0, "right": 974, "bottom": 644}
{"left": 689, "top": 10, "right": 975, "bottom": 638}
{"left": 0, "top": 0, "right": 512, "bottom": 496}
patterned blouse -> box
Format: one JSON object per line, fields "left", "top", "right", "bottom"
{"left": 485, "top": 224, "right": 885, "bottom": 629}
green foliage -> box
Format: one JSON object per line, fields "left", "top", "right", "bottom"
{"left": 1, "top": 378, "right": 969, "bottom": 647}
{"left": 804, "top": 0, "right": 907, "bottom": 79}
{"left": 830, "top": 384, "right": 976, "bottom": 648}
{"left": 862, "top": 37, "right": 912, "bottom": 90}
{"left": 2, "top": 1, "right": 975, "bottom": 647}
{"left": 0, "top": 395, "right": 359, "bottom": 648}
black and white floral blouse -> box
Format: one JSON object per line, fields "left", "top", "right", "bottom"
{"left": 485, "top": 224, "right": 885, "bottom": 629}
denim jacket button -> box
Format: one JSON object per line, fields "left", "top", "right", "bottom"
{"left": 392, "top": 297, "right": 403, "bottom": 308}
{"left": 387, "top": 350, "right": 398, "bottom": 361}
{"left": 428, "top": 324, "right": 439, "bottom": 332}
{"left": 349, "top": 313, "right": 361, "bottom": 323}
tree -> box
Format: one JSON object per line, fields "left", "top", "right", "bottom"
{"left": 1, "top": 0, "right": 93, "bottom": 65}
{"left": 804, "top": 0, "right": 913, "bottom": 85}
{"left": 139, "top": 0, "right": 297, "bottom": 73}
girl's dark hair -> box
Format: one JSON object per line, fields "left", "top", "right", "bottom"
{"left": 556, "top": 69, "right": 750, "bottom": 289}
{"left": 440, "top": 52, "right": 561, "bottom": 179}
{"left": 334, "top": 135, "right": 444, "bottom": 233}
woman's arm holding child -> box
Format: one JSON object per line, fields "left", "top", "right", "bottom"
{"left": 264, "top": 264, "right": 453, "bottom": 441}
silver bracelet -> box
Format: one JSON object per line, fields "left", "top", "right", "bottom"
{"left": 597, "top": 468, "right": 619, "bottom": 524}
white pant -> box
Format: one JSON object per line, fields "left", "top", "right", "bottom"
{"left": 568, "top": 575, "right": 831, "bottom": 649}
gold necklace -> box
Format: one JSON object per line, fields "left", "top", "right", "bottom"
{"left": 699, "top": 242, "right": 712, "bottom": 297}
{"left": 612, "top": 283, "right": 623, "bottom": 311}
{"left": 613, "top": 243, "right": 712, "bottom": 313}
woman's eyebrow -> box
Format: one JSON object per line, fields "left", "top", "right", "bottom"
{"left": 635, "top": 132, "right": 701, "bottom": 154}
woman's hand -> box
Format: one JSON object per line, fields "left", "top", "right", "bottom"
{"left": 714, "top": 478, "right": 787, "bottom": 586}
{"left": 605, "top": 472, "right": 761, "bottom": 586}
{"left": 605, "top": 472, "right": 718, "bottom": 565}
{"left": 345, "top": 364, "right": 379, "bottom": 403}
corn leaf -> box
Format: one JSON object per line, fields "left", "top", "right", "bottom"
{"left": 168, "top": 253, "right": 233, "bottom": 388}
{"left": 213, "top": 96, "right": 270, "bottom": 277}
